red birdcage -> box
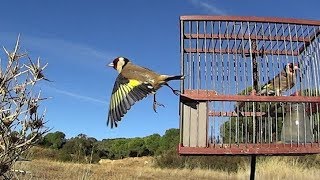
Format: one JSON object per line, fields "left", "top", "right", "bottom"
{"left": 179, "top": 16, "right": 320, "bottom": 156}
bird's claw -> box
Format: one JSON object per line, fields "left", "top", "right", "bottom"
{"left": 153, "top": 101, "right": 165, "bottom": 113}
{"left": 173, "top": 90, "right": 181, "bottom": 96}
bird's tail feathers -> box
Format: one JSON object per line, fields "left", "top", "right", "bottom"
{"left": 164, "top": 75, "right": 184, "bottom": 81}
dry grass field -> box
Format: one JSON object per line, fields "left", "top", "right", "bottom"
{"left": 13, "top": 156, "right": 320, "bottom": 180}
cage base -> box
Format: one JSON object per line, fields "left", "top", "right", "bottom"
{"left": 178, "top": 143, "right": 320, "bottom": 156}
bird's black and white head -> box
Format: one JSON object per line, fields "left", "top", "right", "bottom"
{"left": 285, "top": 63, "right": 299, "bottom": 75}
{"left": 108, "top": 57, "right": 130, "bottom": 73}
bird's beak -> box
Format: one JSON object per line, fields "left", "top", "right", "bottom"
{"left": 108, "top": 62, "right": 114, "bottom": 67}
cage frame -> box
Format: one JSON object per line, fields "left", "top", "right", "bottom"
{"left": 179, "top": 15, "right": 320, "bottom": 156}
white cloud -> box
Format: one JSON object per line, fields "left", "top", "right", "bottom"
{"left": 0, "top": 32, "right": 114, "bottom": 70}
{"left": 48, "top": 86, "right": 108, "bottom": 105}
{"left": 23, "top": 35, "right": 112, "bottom": 62}
{"left": 189, "top": 0, "right": 227, "bottom": 15}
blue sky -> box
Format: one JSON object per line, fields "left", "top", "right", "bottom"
{"left": 0, "top": 0, "right": 319, "bottom": 140}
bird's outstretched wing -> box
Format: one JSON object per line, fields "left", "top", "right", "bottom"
{"left": 107, "top": 74, "right": 154, "bottom": 128}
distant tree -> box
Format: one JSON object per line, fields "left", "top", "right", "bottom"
{"left": 77, "top": 133, "right": 87, "bottom": 139}
{"left": 0, "top": 36, "right": 50, "bottom": 179}
{"left": 88, "top": 137, "right": 97, "bottom": 143}
{"left": 158, "top": 128, "right": 179, "bottom": 154}
{"left": 61, "top": 134, "right": 98, "bottom": 163}
{"left": 127, "top": 137, "right": 148, "bottom": 157}
{"left": 144, "top": 133, "right": 161, "bottom": 155}
{"left": 108, "top": 139, "right": 129, "bottom": 159}
{"left": 95, "top": 139, "right": 114, "bottom": 158}
{"left": 41, "top": 131, "right": 66, "bottom": 149}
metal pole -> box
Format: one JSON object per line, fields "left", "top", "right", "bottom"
{"left": 250, "top": 155, "right": 257, "bottom": 180}
{"left": 179, "top": 18, "right": 184, "bottom": 147}
{"left": 250, "top": 37, "right": 258, "bottom": 180}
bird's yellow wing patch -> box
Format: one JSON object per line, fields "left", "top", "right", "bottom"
{"left": 110, "top": 79, "right": 140, "bottom": 110}
{"left": 128, "top": 79, "right": 140, "bottom": 87}
{"left": 263, "top": 83, "right": 272, "bottom": 89}
{"left": 107, "top": 74, "right": 154, "bottom": 128}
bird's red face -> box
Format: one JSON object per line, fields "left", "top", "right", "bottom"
{"left": 108, "top": 57, "right": 119, "bottom": 70}
{"left": 287, "top": 63, "right": 299, "bottom": 73}
{"left": 108, "top": 57, "right": 129, "bottom": 73}
{"left": 288, "top": 63, "right": 299, "bottom": 72}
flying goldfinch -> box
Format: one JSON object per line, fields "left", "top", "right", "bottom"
{"left": 257, "top": 63, "right": 299, "bottom": 96}
{"left": 107, "top": 56, "right": 184, "bottom": 128}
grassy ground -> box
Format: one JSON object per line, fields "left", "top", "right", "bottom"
{"left": 13, "top": 156, "right": 320, "bottom": 180}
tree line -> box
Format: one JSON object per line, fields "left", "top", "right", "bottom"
{"left": 32, "top": 128, "right": 249, "bottom": 172}
{"left": 32, "top": 128, "right": 179, "bottom": 163}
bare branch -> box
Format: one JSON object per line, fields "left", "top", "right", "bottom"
{"left": 0, "top": 35, "right": 50, "bottom": 178}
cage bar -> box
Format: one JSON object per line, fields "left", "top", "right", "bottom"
{"left": 179, "top": 16, "right": 320, "bottom": 155}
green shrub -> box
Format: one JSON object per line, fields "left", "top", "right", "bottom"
{"left": 27, "top": 146, "right": 60, "bottom": 160}
{"left": 154, "top": 149, "right": 249, "bottom": 172}
{"left": 57, "top": 151, "right": 73, "bottom": 162}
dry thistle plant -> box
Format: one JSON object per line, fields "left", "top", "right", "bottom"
{"left": 0, "top": 35, "right": 50, "bottom": 179}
